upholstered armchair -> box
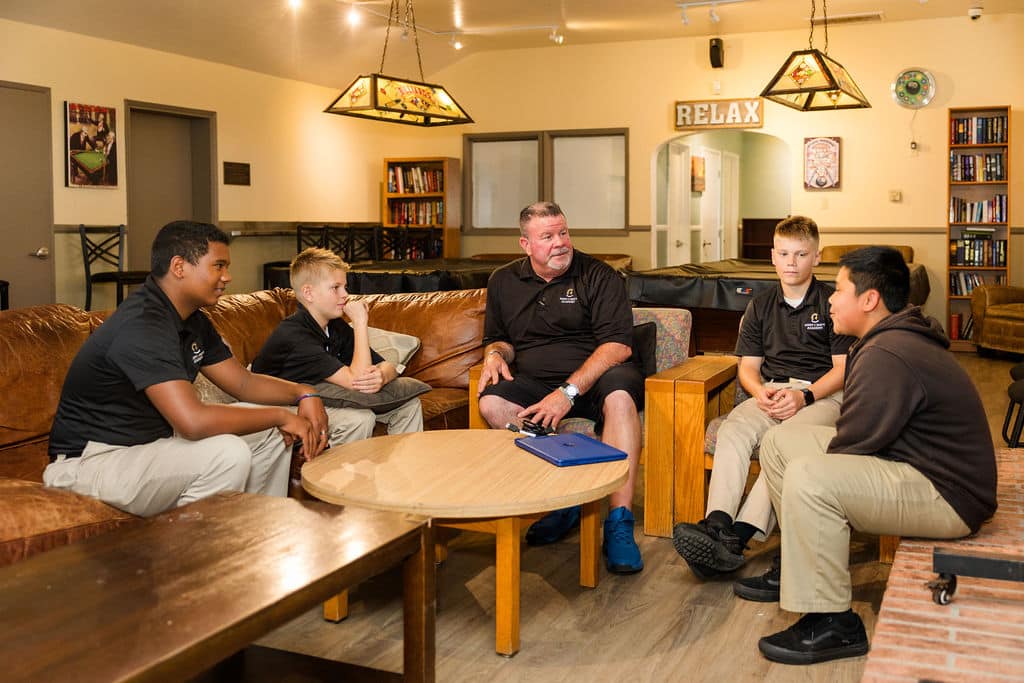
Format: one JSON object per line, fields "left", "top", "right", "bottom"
{"left": 971, "top": 285, "right": 1024, "bottom": 354}
{"left": 468, "top": 307, "right": 694, "bottom": 537}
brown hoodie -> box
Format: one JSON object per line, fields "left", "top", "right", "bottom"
{"left": 828, "top": 306, "right": 997, "bottom": 532}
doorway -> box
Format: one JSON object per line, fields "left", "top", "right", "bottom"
{"left": 651, "top": 130, "right": 790, "bottom": 268}
{"left": 126, "top": 102, "right": 216, "bottom": 270}
{"left": 0, "top": 81, "right": 54, "bottom": 308}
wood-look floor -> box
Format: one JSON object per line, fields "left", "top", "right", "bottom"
{"left": 256, "top": 352, "right": 1020, "bottom": 682}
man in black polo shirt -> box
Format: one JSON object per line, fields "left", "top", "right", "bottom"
{"left": 672, "top": 216, "right": 854, "bottom": 582}
{"left": 45, "top": 220, "right": 328, "bottom": 517}
{"left": 477, "top": 201, "right": 645, "bottom": 574}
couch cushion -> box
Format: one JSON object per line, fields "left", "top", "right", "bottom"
{"left": 315, "top": 377, "right": 432, "bottom": 413}
{"left": 0, "top": 478, "right": 136, "bottom": 567}
{"left": 360, "top": 289, "right": 486, "bottom": 390}
{"left": 0, "top": 305, "right": 97, "bottom": 480}
{"left": 989, "top": 303, "right": 1024, "bottom": 322}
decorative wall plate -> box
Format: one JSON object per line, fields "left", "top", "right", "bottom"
{"left": 891, "top": 68, "right": 936, "bottom": 109}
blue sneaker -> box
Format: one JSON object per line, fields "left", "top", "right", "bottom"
{"left": 526, "top": 506, "right": 581, "bottom": 546}
{"left": 603, "top": 506, "right": 644, "bottom": 574}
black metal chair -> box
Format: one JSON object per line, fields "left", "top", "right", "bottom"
{"left": 325, "top": 225, "right": 380, "bottom": 262}
{"left": 296, "top": 224, "right": 327, "bottom": 252}
{"left": 79, "top": 224, "right": 149, "bottom": 310}
{"left": 1004, "top": 379, "right": 1024, "bottom": 448}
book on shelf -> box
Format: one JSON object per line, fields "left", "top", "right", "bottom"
{"left": 948, "top": 237, "right": 1007, "bottom": 267}
{"left": 387, "top": 164, "right": 444, "bottom": 194}
{"left": 950, "top": 151, "right": 1006, "bottom": 182}
{"left": 949, "top": 313, "right": 961, "bottom": 340}
{"left": 950, "top": 114, "right": 1008, "bottom": 145}
{"left": 962, "top": 314, "right": 975, "bottom": 340}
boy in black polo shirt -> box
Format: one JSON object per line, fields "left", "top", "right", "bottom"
{"left": 673, "top": 216, "right": 854, "bottom": 580}
{"left": 252, "top": 248, "right": 423, "bottom": 443}
{"left": 45, "top": 221, "right": 329, "bottom": 517}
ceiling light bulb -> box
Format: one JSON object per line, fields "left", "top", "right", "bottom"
{"left": 681, "top": 9, "right": 690, "bottom": 25}
{"left": 346, "top": 5, "right": 360, "bottom": 26}
{"left": 549, "top": 29, "right": 564, "bottom": 45}
{"left": 288, "top": 0, "right": 302, "bottom": 9}
{"left": 709, "top": 7, "right": 720, "bottom": 23}
{"left": 450, "top": 35, "right": 464, "bottom": 50}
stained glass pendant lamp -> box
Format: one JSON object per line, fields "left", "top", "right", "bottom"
{"left": 325, "top": 0, "right": 473, "bottom": 126}
{"left": 760, "top": 0, "right": 870, "bottom": 111}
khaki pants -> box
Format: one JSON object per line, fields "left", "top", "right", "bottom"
{"left": 759, "top": 423, "right": 969, "bottom": 613}
{"left": 706, "top": 381, "right": 842, "bottom": 538}
{"left": 43, "top": 420, "right": 290, "bottom": 518}
{"left": 324, "top": 398, "right": 423, "bottom": 446}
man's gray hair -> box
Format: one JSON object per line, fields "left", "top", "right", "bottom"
{"left": 519, "top": 201, "right": 566, "bottom": 236}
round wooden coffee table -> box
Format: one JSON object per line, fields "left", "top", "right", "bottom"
{"left": 302, "top": 429, "right": 629, "bottom": 656}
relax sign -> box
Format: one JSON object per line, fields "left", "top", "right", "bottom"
{"left": 674, "top": 98, "right": 764, "bottom": 130}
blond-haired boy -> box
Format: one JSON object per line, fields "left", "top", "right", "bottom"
{"left": 673, "top": 216, "right": 854, "bottom": 587}
{"left": 253, "top": 248, "right": 423, "bottom": 444}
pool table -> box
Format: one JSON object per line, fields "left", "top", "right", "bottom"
{"left": 71, "top": 150, "right": 108, "bottom": 175}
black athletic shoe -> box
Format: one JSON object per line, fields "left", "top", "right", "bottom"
{"left": 758, "top": 611, "right": 869, "bottom": 665}
{"left": 672, "top": 518, "right": 746, "bottom": 577}
{"left": 734, "top": 554, "right": 781, "bottom": 602}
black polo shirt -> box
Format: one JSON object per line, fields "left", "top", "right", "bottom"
{"left": 483, "top": 250, "right": 632, "bottom": 383}
{"left": 251, "top": 305, "right": 385, "bottom": 385}
{"left": 735, "top": 276, "right": 854, "bottom": 383}
{"left": 49, "top": 276, "right": 232, "bottom": 459}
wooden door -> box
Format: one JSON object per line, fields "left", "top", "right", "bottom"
{"left": 0, "top": 82, "right": 54, "bottom": 308}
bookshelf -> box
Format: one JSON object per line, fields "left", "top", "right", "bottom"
{"left": 382, "top": 157, "right": 461, "bottom": 258}
{"left": 946, "top": 106, "right": 1011, "bottom": 352}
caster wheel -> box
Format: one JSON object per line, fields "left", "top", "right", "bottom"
{"left": 927, "top": 573, "right": 957, "bottom": 605}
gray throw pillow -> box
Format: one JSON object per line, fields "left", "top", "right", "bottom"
{"left": 314, "top": 377, "right": 432, "bottom": 414}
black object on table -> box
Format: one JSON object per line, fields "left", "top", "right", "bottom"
{"left": 626, "top": 258, "right": 931, "bottom": 311}
{"left": 346, "top": 258, "right": 502, "bottom": 294}
{"left": 0, "top": 280, "right": 8, "bottom": 310}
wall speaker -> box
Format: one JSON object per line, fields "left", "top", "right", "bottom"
{"left": 710, "top": 38, "right": 724, "bottom": 69}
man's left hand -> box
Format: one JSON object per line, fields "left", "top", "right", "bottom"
{"left": 296, "top": 395, "right": 329, "bottom": 457}
{"left": 351, "top": 365, "right": 385, "bottom": 394}
{"left": 519, "top": 389, "right": 572, "bottom": 431}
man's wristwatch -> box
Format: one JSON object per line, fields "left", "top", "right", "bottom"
{"left": 801, "top": 388, "right": 815, "bottom": 406}
{"left": 558, "top": 382, "right": 580, "bottom": 406}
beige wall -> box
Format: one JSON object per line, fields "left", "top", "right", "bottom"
{"left": 431, "top": 12, "right": 1024, "bottom": 322}
{"left": 1, "top": 13, "right": 1022, "bottom": 321}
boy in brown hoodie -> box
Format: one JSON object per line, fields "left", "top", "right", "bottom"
{"left": 748, "top": 246, "right": 996, "bottom": 665}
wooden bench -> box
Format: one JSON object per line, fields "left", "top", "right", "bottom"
{"left": 0, "top": 492, "right": 435, "bottom": 682}
{"left": 863, "top": 448, "right": 1024, "bottom": 682}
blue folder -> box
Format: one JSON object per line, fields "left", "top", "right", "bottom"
{"left": 514, "top": 433, "right": 627, "bottom": 467}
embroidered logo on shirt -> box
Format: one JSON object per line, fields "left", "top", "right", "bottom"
{"left": 191, "top": 341, "right": 205, "bottom": 365}
{"left": 803, "top": 312, "right": 826, "bottom": 332}
{"left": 559, "top": 287, "right": 578, "bottom": 304}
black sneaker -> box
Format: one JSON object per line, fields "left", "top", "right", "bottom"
{"left": 525, "top": 506, "right": 580, "bottom": 546}
{"left": 734, "top": 555, "right": 781, "bottom": 602}
{"left": 672, "top": 517, "right": 746, "bottom": 577}
{"left": 758, "top": 611, "right": 869, "bottom": 665}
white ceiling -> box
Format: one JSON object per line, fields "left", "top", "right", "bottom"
{"left": 1, "top": 0, "right": 1017, "bottom": 89}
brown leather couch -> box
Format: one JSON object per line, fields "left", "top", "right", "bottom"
{"left": 0, "top": 287, "right": 485, "bottom": 567}
{"left": 971, "top": 285, "right": 1024, "bottom": 354}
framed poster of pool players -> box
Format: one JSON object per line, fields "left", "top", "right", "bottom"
{"left": 65, "top": 102, "right": 117, "bottom": 188}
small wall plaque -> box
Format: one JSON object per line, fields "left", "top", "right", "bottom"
{"left": 223, "top": 162, "right": 251, "bottom": 186}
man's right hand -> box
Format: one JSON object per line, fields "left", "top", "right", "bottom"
{"left": 477, "top": 351, "right": 514, "bottom": 394}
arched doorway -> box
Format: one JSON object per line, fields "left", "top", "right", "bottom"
{"left": 650, "top": 130, "right": 791, "bottom": 268}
